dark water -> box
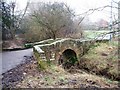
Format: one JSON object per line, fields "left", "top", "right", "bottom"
{"left": 1, "top": 48, "right": 33, "bottom": 74}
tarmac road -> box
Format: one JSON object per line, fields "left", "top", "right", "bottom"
{"left": 1, "top": 48, "right": 33, "bottom": 74}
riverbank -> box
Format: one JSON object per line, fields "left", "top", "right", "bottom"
{"left": 2, "top": 36, "right": 25, "bottom": 51}
{"left": 2, "top": 55, "right": 119, "bottom": 88}
{"left": 78, "top": 40, "right": 119, "bottom": 81}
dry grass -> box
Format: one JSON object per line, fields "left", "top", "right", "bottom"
{"left": 79, "top": 41, "right": 119, "bottom": 81}
{"left": 16, "top": 64, "right": 118, "bottom": 88}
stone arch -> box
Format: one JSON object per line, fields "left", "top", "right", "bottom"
{"left": 59, "top": 47, "right": 80, "bottom": 59}
{"left": 55, "top": 41, "right": 83, "bottom": 64}
{"left": 58, "top": 49, "right": 78, "bottom": 65}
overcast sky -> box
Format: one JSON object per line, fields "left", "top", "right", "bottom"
{"left": 7, "top": 0, "right": 119, "bottom": 22}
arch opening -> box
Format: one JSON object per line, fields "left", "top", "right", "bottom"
{"left": 59, "top": 49, "right": 78, "bottom": 69}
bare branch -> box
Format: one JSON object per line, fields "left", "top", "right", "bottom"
{"left": 78, "top": 16, "right": 86, "bottom": 25}
{"left": 64, "top": 3, "right": 119, "bottom": 25}
{"left": 112, "top": 0, "right": 119, "bottom": 4}
{"left": 19, "top": 0, "right": 30, "bottom": 23}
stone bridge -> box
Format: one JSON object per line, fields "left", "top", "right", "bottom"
{"left": 33, "top": 38, "right": 96, "bottom": 67}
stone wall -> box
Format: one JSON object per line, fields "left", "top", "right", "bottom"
{"left": 33, "top": 38, "right": 93, "bottom": 67}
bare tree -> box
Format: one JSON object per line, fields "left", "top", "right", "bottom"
{"left": 29, "top": 2, "right": 76, "bottom": 40}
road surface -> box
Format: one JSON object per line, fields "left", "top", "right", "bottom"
{"left": 1, "top": 48, "right": 33, "bottom": 74}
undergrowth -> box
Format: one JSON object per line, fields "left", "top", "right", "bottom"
{"left": 79, "top": 41, "right": 119, "bottom": 81}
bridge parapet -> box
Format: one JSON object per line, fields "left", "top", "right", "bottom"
{"left": 33, "top": 38, "right": 95, "bottom": 67}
